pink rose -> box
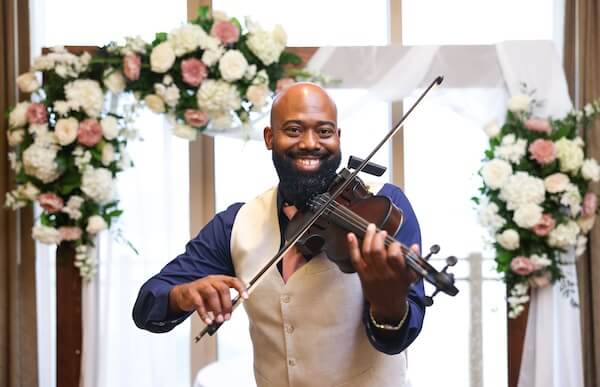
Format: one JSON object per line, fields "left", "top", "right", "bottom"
{"left": 276, "top": 78, "right": 295, "bottom": 93}
{"left": 525, "top": 118, "right": 552, "bottom": 133}
{"left": 583, "top": 192, "right": 598, "bottom": 216}
{"left": 184, "top": 109, "right": 209, "bottom": 128}
{"left": 210, "top": 21, "right": 240, "bottom": 44}
{"left": 528, "top": 139, "right": 556, "bottom": 165}
{"left": 181, "top": 58, "right": 208, "bottom": 87}
{"left": 38, "top": 193, "right": 64, "bottom": 213}
{"left": 26, "top": 103, "right": 48, "bottom": 124}
{"left": 58, "top": 226, "right": 82, "bottom": 241}
{"left": 532, "top": 213, "right": 556, "bottom": 236}
{"left": 77, "top": 118, "right": 103, "bottom": 147}
{"left": 123, "top": 54, "right": 141, "bottom": 81}
{"left": 510, "top": 256, "right": 535, "bottom": 276}
{"left": 528, "top": 272, "right": 552, "bottom": 288}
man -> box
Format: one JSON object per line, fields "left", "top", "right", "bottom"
{"left": 133, "top": 83, "right": 425, "bottom": 387}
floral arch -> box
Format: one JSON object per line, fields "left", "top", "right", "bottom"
{"left": 4, "top": 7, "right": 311, "bottom": 278}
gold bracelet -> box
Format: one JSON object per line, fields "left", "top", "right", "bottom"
{"left": 369, "top": 301, "right": 410, "bottom": 331}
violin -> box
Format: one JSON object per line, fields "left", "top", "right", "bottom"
{"left": 194, "top": 75, "right": 457, "bottom": 342}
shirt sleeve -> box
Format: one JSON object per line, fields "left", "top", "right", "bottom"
{"left": 132, "top": 202, "right": 243, "bottom": 333}
{"left": 363, "top": 183, "right": 426, "bottom": 355}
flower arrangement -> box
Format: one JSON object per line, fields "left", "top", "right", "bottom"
{"left": 4, "top": 7, "right": 307, "bottom": 279}
{"left": 475, "top": 93, "right": 600, "bottom": 318}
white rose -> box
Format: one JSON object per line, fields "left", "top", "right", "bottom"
{"left": 272, "top": 25, "right": 287, "bottom": 47}
{"left": 548, "top": 220, "right": 580, "bottom": 249}
{"left": 513, "top": 203, "right": 543, "bottom": 229}
{"left": 202, "top": 47, "right": 224, "bottom": 67}
{"left": 253, "top": 69, "right": 270, "bottom": 85}
{"left": 53, "top": 100, "right": 70, "bottom": 116}
{"left": 101, "top": 143, "right": 115, "bottom": 166}
{"left": 86, "top": 215, "right": 108, "bottom": 234}
{"left": 581, "top": 159, "right": 600, "bottom": 182}
{"left": 32, "top": 225, "right": 61, "bottom": 244}
{"left": 218, "top": 50, "right": 248, "bottom": 82}
{"left": 544, "top": 173, "right": 570, "bottom": 193}
{"left": 144, "top": 94, "right": 165, "bottom": 113}
{"left": 499, "top": 171, "right": 545, "bottom": 210}
{"left": 246, "top": 84, "right": 269, "bottom": 109}
{"left": 54, "top": 117, "right": 79, "bottom": 145}
{"left": 16, "top": 72, "right": 40, "bottom": 93}
{"left": 481, "top": 159, "right": 512, "bottom": 190}
{"left": 555, "top": 137, "right": 584, "bottom": 173}
{"left": 9, "top": 102, "right": 30, "bottom": 128}
{"left": 103, "top": 68, "right": 126, "bottom": 94}
{"left": 81, "top": 168, "right": 114, "bottom": 204}
{"left": 496, "top": 229, "right": 520, "bottom": 250}
{"left": 173, "top": 123, "right": 197, "bottom": 141}
{"left": 101, "top": 116, "right": 119, "bottom": 140}
{"left": 507, "top": 94, "right": 531, "bottom": 113}
{"left": 7, "top": 129, "right": 25, "bottom": 146}
{"left": 483, "top": 121, "right": 501, "bottom": 138}
{"left": 150, "top": 42, "right": 176, "bottom": 73}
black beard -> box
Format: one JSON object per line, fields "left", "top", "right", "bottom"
{"left": 272, "top": 149, "right": 341, "bottom": 209}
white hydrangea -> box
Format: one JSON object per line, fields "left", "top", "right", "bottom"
{"left": 31, "top": 47, "right": 90, "bottom": 76}
{"left": 64, "top": 79, "right": 104, "bottom": 118}
{"left": 32, "top": 225, "right": 61, "bottom": 244}
{"left": 53, "top": 100, "right": 70, "bottom": 116}
{"left": 499, "top": 171, "right": 545, "bottom": 210}
{"left": 560, "top": 183, "right": 582, "bottom": 217}
{"left": 246, "top": 20, "right": 286, "bottom": 66}
{"left": 218, "top": 50, "right": 248, "bottom": 82}
{"left": 120, "top": 36, "right": 147, "bottom": 56}
{"left": 547, "top": 220, "right": 580, "bottom": 249}
{"left": 103, "top": 68, "right": 126, "bottom": 94}
{"left": 209, "top": 111, "right": 234, "bottom": 130}
{"left": 581, "top": 159, "right": 600, "bottom": 182}
{"left": 478, "top": 201, "right": 506, "bottom": 231}
{"left": 496, "top": 229, "right": 520, "bottom": 250}
{"left": 555, "top": 137, "right": 584, "bottom": 173}
{"left": 481, "top": 159, "right": 512, "bottom": 190}
{"left": 62, "top": 195, "right": 85, "bottom": 220}
{"left": 513, "top": 203, "right": 543, "bottom": 229}
{"left": 168, "top": 24, "right": 207, "bottom": 56}
{"left": 495, "top": 134, "right": 528, "bottom": 164}
{"left": 196, "top": 80, "right": 241, "bottom": 113}
{"left": 81, "top": 168, "right": 114, "bottom": 204}
{"left": 22, "top": 143, "right": 60, "bottom": 183}
{"left": 73, "top": 146, "right": 92, "bottom": 171}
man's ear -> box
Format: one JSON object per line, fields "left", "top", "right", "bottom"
{"left": 264, "top": 126, "right": 273, "bottom": 150}
{"left": 337, "top": 128, "right": 341, "bottom": 138}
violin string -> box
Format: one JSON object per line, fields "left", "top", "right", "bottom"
{"left": 310, "top": 196, "right": 429, "bottom": 272}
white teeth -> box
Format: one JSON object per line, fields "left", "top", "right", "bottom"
{"left": 297, "top": 159, "right": 319, "bottom": 167}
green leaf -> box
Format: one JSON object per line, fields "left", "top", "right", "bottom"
{"left": 230, "top": 17, "right": 242, "bottom": 33}
{"left": 107, "top": 209, "right": 123, "bottom": 218}
{"left": 279, "top": 51, "right": 301, "bottom": 65}
{"left": 197, "top": 5, "right": 210, "bottom": 21}
{"left": 153, "top": 32, "right": 168, "bottom": 45}
{"left": 470, "top": 196, "right": 480, "bottom": 205}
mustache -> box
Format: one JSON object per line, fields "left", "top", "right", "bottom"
{"left": 286, "top": 149, "right": 330, "bottom": 159}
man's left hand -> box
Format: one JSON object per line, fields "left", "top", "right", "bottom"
{"left": 347, "top": 223, "right": 419, "bottom": 323}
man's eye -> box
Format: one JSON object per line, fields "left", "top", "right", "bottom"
{"left": 286, "top": 127, "right": 302, "bottom": 135}
{"left": 318, "top": 127, "right": 334, "bottom": 137}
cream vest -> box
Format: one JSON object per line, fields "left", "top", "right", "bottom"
{"left": 230, "top": 187, "right": 408, "bottom": 387}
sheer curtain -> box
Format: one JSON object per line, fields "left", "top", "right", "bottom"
{"left": 30, "top": 1, "right": 193, "bottom": 386}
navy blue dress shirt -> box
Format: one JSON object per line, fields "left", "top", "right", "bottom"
{"left": 133, "top": 183, "right": 426, "bottom": 355}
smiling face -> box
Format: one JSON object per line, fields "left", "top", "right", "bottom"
{"left": 264, "top": 83, "right": 342, "bottom": 207}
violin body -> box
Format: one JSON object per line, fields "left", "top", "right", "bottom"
{"left": 286, "top": 169, "right": 404, "bottom": 273}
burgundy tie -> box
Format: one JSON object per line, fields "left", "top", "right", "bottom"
{"left": 282, "top": 205, "right": 306, "bottom": 283}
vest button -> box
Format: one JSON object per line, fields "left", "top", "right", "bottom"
{"left": 285, "top": 323, "right": 294, "bottom": 334}
{"left": 280, "top": 295, "right": 290, "bottom": 303}
{"left": 288, "top": 358, "right": 296, "bottom": 367}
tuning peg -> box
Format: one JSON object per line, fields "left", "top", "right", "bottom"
{"left": 424, "top": 289, "right": 440, "bottom": 307}
{"left": 441, "top": 256, "right": 458, "bottom": 272}
{"left": 424, "top": 244, "right": 440, "bottom": 261}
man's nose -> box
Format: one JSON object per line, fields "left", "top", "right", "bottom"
{"left": 298, "top": 130, "right": 320, "bottom": 150}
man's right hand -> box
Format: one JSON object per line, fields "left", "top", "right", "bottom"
{"left": 169, "top": 275, "right": 248, "bottom": 325}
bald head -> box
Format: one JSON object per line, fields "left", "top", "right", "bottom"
{"left": 270, "top": 82, "right": 337, "bottom": 128}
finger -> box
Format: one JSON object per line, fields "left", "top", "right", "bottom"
{"left": 370, "top": 229, "right": 388, "bottom": 268}
{"left": 388, "top": 242, "right": 408, "bottom": 274}
{"left": 214, "top": 282, "right": 233, "bottom": 321}
{"left": 223, "top": 276, "right": 249, "bottom": 300}
{"left": 191, "top": 293, "right": 211, "bottom": 325}
{"left": 361, "top": 223, "right": 377, "bottom": 264}
{"left": 410, "top": 244, "right": 421, "bottom": 256}
{"left": 202, "top": 285, "right": 223, "bottom": 322}
{"left": 347, "top": 232, "right": 366, "bottom": 272}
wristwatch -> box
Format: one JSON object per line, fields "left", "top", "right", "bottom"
{"left": 369, "top": 301, "right": 409, "bottom": 331}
